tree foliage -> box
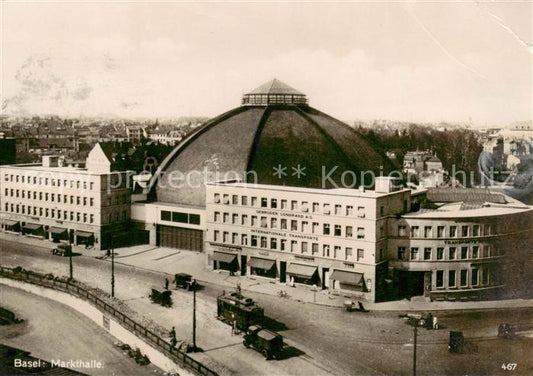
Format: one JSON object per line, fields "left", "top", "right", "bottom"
{"left": 359, "top": 124, "right": 483, "bottom": 185}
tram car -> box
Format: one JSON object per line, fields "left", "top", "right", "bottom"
{"left": 217, "top": 292, "right": 264, "bottom": 331}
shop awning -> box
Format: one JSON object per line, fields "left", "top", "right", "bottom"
{"left": 212, "top": 252, "right": 237, "bottom": 264}
{"left": 76, "top": 231, "right": 93, "bottom": 238}
{"left": 3, "top": 219, "right": 19, "bottom": 226}
{"left": 330, "top": 270, "right": 364, "bottom": 286}
{"left": 248, "top": 257, "right": 275, "bottom": 271}
{"left": 23, "top": 223, "right": 42, "bottom": 231}
{"left": 49, "top": 227, "right": 67, "bottom": 234}
{"left": 286, "top": 263, "right": 317, "bottom": 279}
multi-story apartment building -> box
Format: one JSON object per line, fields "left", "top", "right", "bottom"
{"left": 204, "top": 178, "right": 410, "bottom": 302}
{"left": 0, "top": 144, "right": 133, "bottom": 250}
{"left": 126, "top": 126, "right": 146, "bottom": 144}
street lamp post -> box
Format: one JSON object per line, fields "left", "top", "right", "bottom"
{"left": 413, "top": 322, "right": 418, "bottom": 376}
{"left": 192, "top": 288, "right": 197, "bottom": 351}
{"left": 110, "top": 235, "right": 115, "bottom": 298}
{"left": 69, "top": 252, "right": 73, "bottom": 280}
{"left": 111, "top": 247, "right": 115, "bottom": 298}
{"left": 68, "top": 231, "right": 73, "bottom": 281}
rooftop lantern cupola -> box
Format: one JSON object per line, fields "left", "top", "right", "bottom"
{"left": 242, "top": 78, "right": 308, "bottom": 106}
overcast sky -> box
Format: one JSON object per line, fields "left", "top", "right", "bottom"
{"left": 1, "top": 1, "right": 531, "bottom": 126}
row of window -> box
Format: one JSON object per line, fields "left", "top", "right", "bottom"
{"left": 3, "top": 190, "right": 129, "bottom": 206}
{"left": 4, "top": 189, "right": 96, "bottom": 206}
{"left": 435, "top": 268, "right": 491, "bottom": 288}
{"left": 160, "top": 210, "right": 200, "bottom": 225}
{"left": 212, "top": 230, "right": 365, "bottom": 261}
{"left": 213, "top": 211, "right": 366, "bottom": 239}
{"left": 214, "top": 193, "right": 367, "bottom": 217}
{"left": 5, "top": 203, "right": 95, "bottom": 223}
{"left": 3, "top": 203, "right": 128, "bottom": 224}
{"left": 4, "top": 173, "right": 95, "bottom": 190}
{"left": 398, "top": 245, "right": 497, "bottom": 261}
{"left": 398, "top": 224, "right": 495, "bottom": 238}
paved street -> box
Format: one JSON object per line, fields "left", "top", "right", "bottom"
{"left": 1, "top": 236, "right": 533, "bottom": 375}
{"left": 0, "top": 285, "right": 161, "bottom": 375}
{"left": 0, "top": 238, "right": 327, "bottom": 376}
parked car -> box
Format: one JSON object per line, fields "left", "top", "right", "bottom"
{"left": 51, "top": 243, "right": 72, "bottom": 256}
{"left": 243, "top": 325, "right": 283, "bottom": 360}
{"left": 174, "top": 273, "right": 198, "bottom": 291}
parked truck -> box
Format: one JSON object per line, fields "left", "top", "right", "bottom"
{"left": 174, "top": 273, "right": 198, "bottom": 291}
{"left": 242, "top": 325, "right": 283, "bottom": 360}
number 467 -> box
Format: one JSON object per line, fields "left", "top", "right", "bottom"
{"left": 502, "top": 363, "right": 517, "bottom": 371}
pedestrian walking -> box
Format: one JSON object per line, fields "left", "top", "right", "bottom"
{"left": 170, "top": 326, "right": 176, "bottom": 339}
{"left": 426, "top": 313, "right": 433, "bottom": 329}
{"left": 171, "top": 336, "right": 177, "bottom": 349}
{"left": 433, "top": 315, "right": 438, "bottom": 329}
{"left": 164, "top": 278, "right": 169, "bottom": 290}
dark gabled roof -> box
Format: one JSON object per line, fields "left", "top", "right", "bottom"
{"left": 427, "top": 156, "right": 442, "bottom": 163}
{"left": 97, "top": 142, "right": 117, "bottom": 162}
{"left": 427, "top": 188, "right": 507, "bottom": 204}
{"left": 246, "top": 79, "right": 304, "bottom": 96}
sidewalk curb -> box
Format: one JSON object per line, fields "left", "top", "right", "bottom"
{"left": 107, "top": 258, "right": 533, "bottom": 313}
{"left": 4, "top": 234, "right": 533, "bottom": 313}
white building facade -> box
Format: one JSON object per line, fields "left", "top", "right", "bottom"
{"left": 388, "top": 205, "right": 533, "bottom": 301}
{"left": 0, "top": 145, "right": 133, "bottom": 250}
{"left": 204, "top": 178, "right": 411, "bottom": 302}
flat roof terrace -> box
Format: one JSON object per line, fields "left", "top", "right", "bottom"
{"left": 207, "top": 181, "right": 411, "bottom": 199}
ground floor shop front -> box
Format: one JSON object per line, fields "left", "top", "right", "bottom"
{"left": 1, "top": 218, "right": 134, "bottom": 251}
{"left": 206, "top": 242, "right": 380, "bottom": 301}
{"left": 390, "top": 260, "right": 508, "bottom": 301}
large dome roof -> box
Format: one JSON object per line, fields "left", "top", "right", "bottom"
{"left": 150, "top": 79, "right": 396, "bottom": 206}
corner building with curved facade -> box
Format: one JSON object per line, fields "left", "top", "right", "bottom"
{"left": 133, "top": 79, "right": 533, "bottom": 302}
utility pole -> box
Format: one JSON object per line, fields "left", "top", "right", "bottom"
{"left": 111, "top": 236, "right": 115, "bottom": 298}
{"left": 192, "top": 288, "right": 197, "bottom": 350}
{"left": 413, "top": 323, "right": 418, "bottom": 376}
{"left": 68, "top": 233, "right": 73, "bottom": 281}
{"left": 69, "top": 252, "right": 73, "bottom": 280}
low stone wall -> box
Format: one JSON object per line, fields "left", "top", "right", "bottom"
{"left": 0, "top": 277, "right": 193, "bottom": 376}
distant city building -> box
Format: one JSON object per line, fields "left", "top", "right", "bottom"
{"left": 126, "top": 126, "right": 146, "bottom": 144}
{"left": 146, "top": 129, "right": 183, "bottom": 145}
{"left": 403, "top": 151, "right": 445, "bottom": 188}
{"left": 0, "top": 143, "right": 133, "bottom": 250}
{"left": 509, "top": 121, "right": 532, "bottom": 131}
